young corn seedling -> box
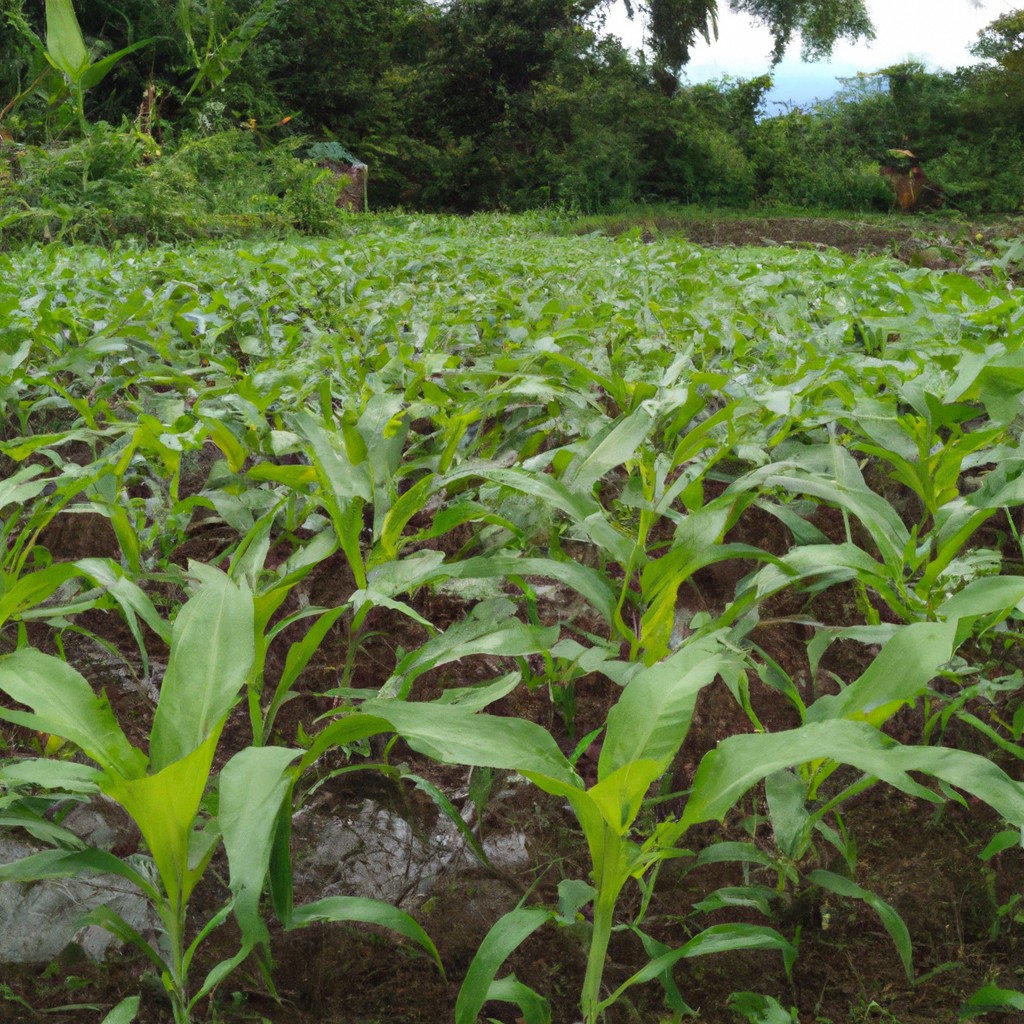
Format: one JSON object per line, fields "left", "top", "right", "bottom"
{"left": 0, "top": 564, "right": 440, "bottom": 1022}
{"left": 349, "top": 619, "right": 1024, "bottom": 1024}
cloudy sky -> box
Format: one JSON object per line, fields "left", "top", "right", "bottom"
{"left": 606, "top": 0, "right": 1020, "bottom": 109}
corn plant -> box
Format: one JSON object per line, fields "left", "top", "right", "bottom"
{"left": 0, "top": 564, "right": 439, "bottom": 1022}
{"left": 722, "top": 440, "right": 1022, "bottom": 627}
{"left": 342, "top": 626, "right": 1024, "bottom": 1024}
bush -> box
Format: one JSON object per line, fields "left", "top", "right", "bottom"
{"left": 0, "top": 124, "right": 345, "bottom": 245}
{"left": 750, "top": 110, "right": 892, "bottom": 211}
{"left": 930, "top": 136, "right": 1024, "bottom": 215}
{"left": 0, "top": 122, "right": 157, "bottom": 243}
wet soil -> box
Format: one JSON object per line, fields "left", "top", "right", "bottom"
{"left": 577, "top": 210, "right": 1023, "bottom": 273}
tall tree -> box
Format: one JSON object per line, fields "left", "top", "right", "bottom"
{"left": 968, "top": 7, "right": 1024, "bottom": 125}
{"left": 971, "top": 7, "right": 1024, "bottom": 72}
{"left": 617, "top": 0, "right": 874, "bottom": 71}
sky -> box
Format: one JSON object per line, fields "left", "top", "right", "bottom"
{"left": 605, "top": 0, "right": 1021, "bottom": 110}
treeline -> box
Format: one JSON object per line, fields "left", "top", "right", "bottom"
{"left": 1, "top": 0, "right": 1022, "bottom": 233}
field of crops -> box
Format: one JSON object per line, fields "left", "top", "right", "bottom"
{"left": 2, "top": 214, "right": 1024, "bottom": 1024}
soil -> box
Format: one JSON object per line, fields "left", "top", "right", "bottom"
{"left": 578, "top": 210, "right": 1022, "bottom": 274}
{"left": 3, "top": 216, "right": 1024, "bottom": 1024}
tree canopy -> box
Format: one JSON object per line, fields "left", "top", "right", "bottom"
{"left": 616, "top": 0, "right": 874, "bottom": 70}
{"left": 971, "top": 7, "right": 1024, "bottom": 67}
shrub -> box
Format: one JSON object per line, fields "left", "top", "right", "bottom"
{"left": 0, "top": 124, "right": 344, "bottom": 244}
{"left": 929, "top": 136, "right": 1024, "bottom": 215}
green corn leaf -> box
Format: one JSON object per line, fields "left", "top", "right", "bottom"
{"left": 455, "top": 906, "right": 554, "bottom": 1024}
{"left": 732, "top": 454, "right": 910, "bottom": 570}
{"left": 0, "top": 563, "right": 87, "bottom": 632}
{"left": 681, "top": 719, "right": 1024, "bottom": 830}
{"left": 433, "top": 671, "right": 521, "bottom": 711}
{"left": 597, "top": 923, "right": 797, "bottom": 1013}
{"left": 448, "top": 464, "right": 598, "bottom": 524}
{"left": 79, "top": 905, "right": 167, "bottom": 974}
{"left": 295, "top": 714, "right": 395, "bottom": 776}
{"left": 404, "top": 771, "right": 491, "bottom": 867}
{"left": 561, "top": 404, "right": 654, "bottom": 495}
{"left": 189, "top": 917, "right": 254, "bottom": 1008}
{"left": 587, "top": 759, "right": 667, "bottom": 834}
{"left": 1, "top": 757, "right": 102, "bottom": 794}
{"left": 599, "top": 638, "right": 736, "bottom": 778}
{"left": 150, "top": 563, "right": 254, "bottom": 772}
{"left": 377, "top": 475, "right": 434, "bottom": 560}
{"left": 693, "top": 885, "right": 779, "bottom": 917}
{"left": 76, "top": 557, "right": 171, "bottom": 671}
{"left": 99, "top": 996, "right": 141, "bottom": 1024}
{"left": 806, "top": 620, "right": 956, "bottom": 726}
{"left": 104, "top": 504, "right": 143, "bottom": 575}
{"left": 245, "top": 462, "right": 317, "bottom": 488}
{"left": 736, "top": 543, "right": 895, "bottom": 609}
{"left": 361, "top": 700, "right": 579, "bottom": 787}
{"left": 937, "top": 576, "right": 1024, "bottom": 638}
{"left": 349, "top": 588, "right": 435, "bottom": 631}
{"left": 728, "top": 992, "right": 796, "bottom": 1024}
{"left": 219, "top": 745, "right": 301, "bottom": 947}
{"left": 979, "top": 830, "right": 1022, "bottom": 861}
{"left": 640, "top": 497, "right": 764, "bottom": 662}
{"left": 268, "top": 794, "right": 294, "bottom": 928}
{"left": 628, "top": 924, "right": 695, "bottom": 1017}
{"left": 263, "top": 604, "right": 349, "bottom": 735}
{"left": 484, "top": 975, "right": 551, "bottom": 1024}
{"left": 0, "top": 809, "right": 87, "bottom": 850}
{"left": 380, "top": 604, "right": 558, "bottom": 699}
{"left": 0, "top": 648, "right": 145, "bottom": 779}
{"left": 447, "top": 464, "right": 637, "bottom": 567}
{"left": 290, "top": 896, "right": 442, "bottom": 972}
{"left": 356, "top": 392, "right": 407, "bottom": 478}
{"left": 201, "top": 416, "right": 247, "bottom": 474}
{"left": 959, "top": 985, "right": 1024, "bottom": 1018}
{"left": 77, "top": 557, "right": 169, "bottom": 642}
{"left": 808, "top": 869, "right": 914, "bottom": 982}
{"left": 102, "top": 730, "right": 221, "bottom": 910}
{"left": 291, "top": 411, "right": 372, "bottom": 503}
{"left": 765, "top": 768, "right": 812, "bottom": 861}
{"left": 229, "top": 511, "right": 275, "bottom": 591}
{"left": 433, "top": 554, "right": 617, "bottom": 628}
{"left": 696, "top": 841, "right": 781, "bottom": 871}
{"left": 966, "top": 358, "right": 1024, "bottom": 426}
{"left": 79, "top": 36, "right": 158, "bottom": 89}
{"left": 0, "top": 464, "right": 50, "bottom": 510}
{"left": 0, "top": 847, "right": 160, "bottom": 903}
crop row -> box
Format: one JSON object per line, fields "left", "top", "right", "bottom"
{"left": 1, "top": 217, "right": 1024, "bottom": 1022}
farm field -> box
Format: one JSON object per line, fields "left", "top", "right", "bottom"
{"left": 2, "top": 213, "right": 1024, "bottom": 1024}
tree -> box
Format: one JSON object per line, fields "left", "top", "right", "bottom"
{"left": 965, "top": 8, "right": 1024, "bottom": 125}
{"left": 615, "top": 0, "right": 875, "bottom": 71}
{"left": 970, "top": 7, "right": 1024, "bottom": 69}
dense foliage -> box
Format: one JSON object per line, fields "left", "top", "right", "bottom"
{"left": 0, "top": 0, "right": 1022, "bottom": 225}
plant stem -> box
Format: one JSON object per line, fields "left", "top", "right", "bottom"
{"left": 581, "top": 895, "right": 614, "bottom": 1024}
{"left": 165, "top": 900, "right": 191, "bottom": 1024}
{"left": 580, "top": 826, "right": 629, "bottom": 1024}
{"left": 74, "top": 80, "right": 89, "bottom": 136}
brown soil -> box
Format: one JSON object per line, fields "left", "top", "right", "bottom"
{"left": 583, "top": 211, "right": 1023, "bottom": 272}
